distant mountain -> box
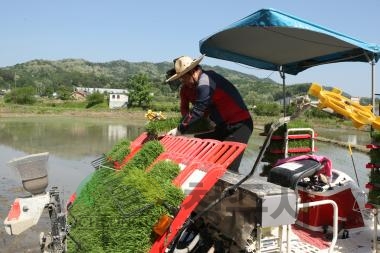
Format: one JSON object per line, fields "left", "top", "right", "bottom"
{"left": 0, "top": 58, "right": 316, "bottom": 102}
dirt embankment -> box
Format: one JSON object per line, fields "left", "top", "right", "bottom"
{"left": 0, "top": 108, "right": 145, "bottom": 120}
{"left": 0, "top": 108, "right": 371, "bottom": 153}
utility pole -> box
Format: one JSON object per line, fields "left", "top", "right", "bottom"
{"left": 14, "top": 72, "right": 16, "bottom": 88}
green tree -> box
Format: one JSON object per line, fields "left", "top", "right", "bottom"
{"left": 272, "top": 90, "right": 292, "bottom": 101}
{"left": 41, "top": 86, "right": 55, "bottom": 98}
{"left": 0, "top": 76, "right": 6, "bottom": 89}
{"left": 128, "top": 74, "right": 153, "bottom": 108}
{"left": 254, "top": 102, "right": 281, "bottom": 116}
{"left": 86, "top": 92, "right": 104, "bottom": 108}
{"left": 57, "top": 86, "right": 73, "bottom": 100}
{"left": 4, "top": 86, "right": 37, "bottom": 104}
{"left": 244, "top": 90, "right": 257, "bottom": 107}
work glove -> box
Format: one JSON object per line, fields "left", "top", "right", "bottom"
{"left": 167, "top": 128, "right": 181, "bottom": 136}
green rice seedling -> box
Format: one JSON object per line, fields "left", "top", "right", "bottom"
{"left": 122, "top": 140, "right": 164, "bottom": 171}
{"left": 145, "top": 117, "right": 181, "bottom": 136}
{"left": 262, "top": 120, "right": 315, "bottom": 167}
{"left": 368, "top": 188, "right": 380, "bottom": 205}
{"left": 370, "top": 169, "right": 380, "bottom": 184}
{"left": 68, "top": 155, "right": 184, "bottom": 252}
{"left": 288, "top": 139, "right": 312, "bottom": 149}
{"left": 145, "top": 116, "right": 213, "bottom": 136}
{"left": 68, "top": 139, "right": 186, "bottom": 252}
{"left": 105, "top": 139, "right": 130, "bottom": 163}
{"left": 372, "top": 131, "right": 380, "bottom": 144}
{"left": 369, "top": 149, "right": 380, "bottom": 165}
{"left": 148, "top": 160, "right": 181, "bottom": 184}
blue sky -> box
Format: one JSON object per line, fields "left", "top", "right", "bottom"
{"left": 2, "top": 0, "right": 380, "bottom": 97}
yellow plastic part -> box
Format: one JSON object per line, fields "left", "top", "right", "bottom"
{"left": 308, "top": 83, "right": 379, "bottom": 130}
{"left": 153, "top": 214, "right": 173, "bottom": 236}
{"left": 373, "top": 117, "right": 380, "bottom": 130}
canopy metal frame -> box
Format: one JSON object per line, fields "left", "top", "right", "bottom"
{"left": 199, "top": 8, "right": 380, "bottom": 117}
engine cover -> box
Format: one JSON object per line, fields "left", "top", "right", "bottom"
{"left": 268, "top": 159, "right": 322, "bottom": 189}
{"left": 194, "top": 171, "right": 297, "bottom": 248}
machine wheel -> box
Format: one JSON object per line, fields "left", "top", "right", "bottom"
{"left": 172, "top": 226, "right": 201, "bottom": 253}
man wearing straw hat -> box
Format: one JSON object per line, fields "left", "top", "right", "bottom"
{"left": 165, "top": 68, "right": 196, "bottom": 117}
{"left": 166, "top": 55, "right": 253, "bottom": 172}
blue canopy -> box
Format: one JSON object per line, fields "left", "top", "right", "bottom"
{"left": 200, "top": 8, "right": 380, "bottom": 75}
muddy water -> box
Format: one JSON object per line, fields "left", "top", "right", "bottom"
{"left": 0, "top": 117, "right": 144, "bottom": 253}
{"left": 0, "top": 117, "right": 372, "bottom": 252}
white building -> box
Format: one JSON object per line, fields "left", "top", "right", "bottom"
{"left": 350, "top": 96, "right": 360, "bottom": 103}
{"left": 74, "top": 87, "right": 128, "bottom": 95}
{"left": 109, "top": 93, "right": 129, "bottom": 109}
{"left": 74, "top": 87, "right": 129, "bottom": 109}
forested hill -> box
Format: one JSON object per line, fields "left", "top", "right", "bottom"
{"left": 0, "top": 58, "right": 314, "bottom": 103}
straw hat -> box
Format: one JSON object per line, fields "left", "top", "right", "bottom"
{"left": 166, "top": 55, "right": 204, "bottom": 82}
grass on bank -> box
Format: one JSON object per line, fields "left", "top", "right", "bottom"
{"left": 0, "top": 97, "right": 368, "bottom": 131}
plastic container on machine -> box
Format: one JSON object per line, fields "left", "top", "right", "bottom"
{"left": 7, "top": 152, "right": 49, "bottom": 195}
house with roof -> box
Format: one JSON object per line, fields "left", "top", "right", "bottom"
{"left": 109, "top": 93, "right": 129, "bottom": 109}
{"left": 73, "top": 87, "right": 129, "bottom": 109}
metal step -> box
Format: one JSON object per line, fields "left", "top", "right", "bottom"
{"left": 91, "top": 155, "right": 106, "bottom": 169}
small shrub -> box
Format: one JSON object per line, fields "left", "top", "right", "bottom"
{"left": 4, "top": 86, "right": 37, "bottom": 105}
{"left": 254, "top": 102, "right": 281, "bottom": 116}
{"left": 86, "top": 92, "right": 104, "bottom": 108}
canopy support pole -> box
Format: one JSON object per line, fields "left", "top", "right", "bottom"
{"left": 371, "top": 59, "right": 376, "bottom": 115}
{"left": 364, "top": 52, "right": 377, "bottom": 116}
{"left": 279, "top": 66, "right": 286, "bottom": 117}
{"left": 366, "top": 54, "right": 376, "bottom": 136}
{"left": 363, "top": 52, "right": 377, "bottom": 136}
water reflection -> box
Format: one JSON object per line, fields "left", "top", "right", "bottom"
{"left": 314, "top": 127, "right": 371, "bottom": 145}
{"left": 0, "top": 117, "right": 144, "bottom": 159}
{"left": 108, "top": 125, "right": 129, "bottom": 141}
{"left": 347, "top": 134, "right": 357, "bottom": 145}
{"left": 0, "top": 117, "right": 147, "bottom": 252}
